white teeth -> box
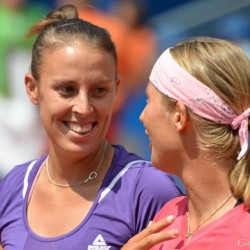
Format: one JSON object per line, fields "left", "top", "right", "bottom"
{"left": 67, "top": 123, "right": 92, "bottom": 134}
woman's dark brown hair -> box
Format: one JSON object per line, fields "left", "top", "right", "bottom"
{"left": 26, "top": 4, "right": 117, "bottom": 80}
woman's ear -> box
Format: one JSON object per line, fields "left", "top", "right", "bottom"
{"left": 115, "top": 78, "right": 120, "bottom": 94}
{"left": 174, "top": 101, "right": 188, "bottom": 131}
{"left": 25, "top": 73, "right": 39, "bottom": 105}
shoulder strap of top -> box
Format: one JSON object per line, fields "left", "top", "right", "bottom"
{"left": 22, "top": 160, "right": 37, "bottom": 199}
{"left": 98, "top": 160, "right": 149, "bottom": 203}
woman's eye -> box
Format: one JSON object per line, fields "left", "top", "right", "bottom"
{"left": 58, "top": 86, "right": 75, "bottom": 95}
{"left": 94, "top": 87, "right": 108, "bottom": 96}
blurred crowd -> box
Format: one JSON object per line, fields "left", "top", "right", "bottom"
{"left": 0, "top": 0, "right": 250, "bottom": 178}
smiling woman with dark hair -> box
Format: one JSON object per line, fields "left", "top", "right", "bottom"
{"left": 0, "top": 4, "right": 181, "bottom": 249}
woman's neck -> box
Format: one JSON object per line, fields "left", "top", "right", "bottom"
{"left": 183, "top": 159, "right": 236, "bottom": 230}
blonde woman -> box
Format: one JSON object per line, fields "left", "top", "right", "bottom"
{"left": 123, "top": 37, "right": 250, "bottom": 249}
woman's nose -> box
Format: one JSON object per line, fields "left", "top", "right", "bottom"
{"left": 139, "top": 109, "right": 145, "bottom": 122}
{"left": 72, "top": 93, "right": 93, "bottom": 115}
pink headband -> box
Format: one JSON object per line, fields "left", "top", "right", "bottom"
{"left": 150, "top": 48, "right": 250, "bottom": 160}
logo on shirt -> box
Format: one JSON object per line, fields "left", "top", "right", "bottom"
{"left": 88, "top": 234, "right": 111, "bottom": 250}
{"left": 238, "top": 239, "right": 250, "bottom": 246}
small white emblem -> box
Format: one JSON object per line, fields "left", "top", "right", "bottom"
{"left": 88, "top": 234, "right": 111, "bottom": 250}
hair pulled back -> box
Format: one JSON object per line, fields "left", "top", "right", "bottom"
{"left": 26, "top": 4, "right": 117, "bottom": 80}
{"left": 169, "top": 37, "right": 250, "bottom": 203}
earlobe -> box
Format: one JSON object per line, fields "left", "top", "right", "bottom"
{"left": 25, "top": 73, "right": 39, "bottom": 105}
{"left": 175, "top": 101, "right": 188, "bottom": 131}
